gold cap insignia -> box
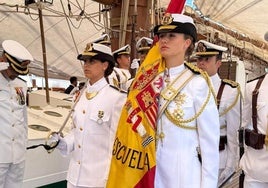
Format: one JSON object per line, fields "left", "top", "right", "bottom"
{"left": 125, "top": 46, "right": 130, "bottom": 53}
{"left": 197, "top": 42, "right": 207, "bottom": 52}
{"left": 140, "top": 39, "right": 149, "bottom": 48}
{"left": 85, "top": 43, "right": 93, "bottom": 52}
{"left": 103, "top": 35, "right": 109, "bottom": 41}
{"left": 161, "top": 13, "right": 173, "bottom": 25}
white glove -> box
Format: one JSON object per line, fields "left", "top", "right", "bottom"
{"left": 218, "top": 167, "right": 234, "bottom": 186}
{"left": 47, "top": 132, "right": 67, "bottom": 152}
{"left": 131, "top": 59, "right": 140, "bottom": 69}
{"left": 0, "top": 62, "right": 9, "bottom": 71}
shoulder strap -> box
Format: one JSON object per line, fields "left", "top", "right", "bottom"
{"left": 216, "top": 81, "right": 225, "bottom": 110}
{"left": 158, "top": 68, "right": 194, "bottom": 118}
{"left": 252, "top": 76, "right": 265, "bottom": 132}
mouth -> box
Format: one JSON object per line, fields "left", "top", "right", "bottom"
{"left": 160, "top": 46, "right": 168, "bottom": 51}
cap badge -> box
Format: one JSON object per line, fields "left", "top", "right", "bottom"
{"left": 161, "top": 13, "right": 173, "bottom": 25}
{"left": 197, "top": 42, "right": 207, "bottom": 52}
{"left": 97, "top": 110, "right": 104, "bottom": 124}
{"left": 140, "top": 39, "right": 148, "bottom": 47}
{"left": 125, "top": 46, "right": 130, "bottom": 53}
{"left": 103, "top": 35, "right": 109, "bottom": 41}
{"left": 85, "top": 43, "right": 93, "bottom": 52}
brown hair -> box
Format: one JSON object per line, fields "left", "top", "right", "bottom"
{"left": 184, "top": 34, "right": 195, "bottom": 57}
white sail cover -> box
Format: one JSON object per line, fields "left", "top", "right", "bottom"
{"left": 0, "top": 0, "right": 106, "bottom": 80}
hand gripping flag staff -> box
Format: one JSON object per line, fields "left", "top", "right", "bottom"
{"left": 26, "top": 86, "right": 85, "bottom": 153}
{"left": 106, "top": 1, "right": 186, "bottom": 187}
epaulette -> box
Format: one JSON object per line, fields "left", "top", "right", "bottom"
{"left": 109, "top": 85, "right": 127, "bottom": 94}
{"left": 247, "top": 74, "right": 266, "bottom": 83}
{"left": 184, "top": 62, "right": 201, "bottom": 74}
{"left": 222, "top": 79, "right": 239, "bottom": 88}
{"left": 17, "top": 76, "right": 26, "bottom": 82}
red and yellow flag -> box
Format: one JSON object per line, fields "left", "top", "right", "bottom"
{"left": 107, "top": 43, "right": 165, "bottom": 188}
{"left": 107, "top": 1, "right": 186, "bottom": 187}
{"left": 166, "top": 0, "right": 186, "bottom": 13}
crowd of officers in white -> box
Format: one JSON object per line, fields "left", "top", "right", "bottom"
{"left": 0, "top": 13, "right": 268, "bottom": 188}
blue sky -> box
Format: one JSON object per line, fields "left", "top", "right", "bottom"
{"left": 186, "top": 0, "right": 194, "bottom": 7}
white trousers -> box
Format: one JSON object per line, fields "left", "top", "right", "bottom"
{"left": 244, "top": 174, "right": 268, "bottom": 188}
{"left": 67, "top": 182, "right": 103, "bottom": 188}
{"left": 0, "top": 161, "right": 25, "bottom": 188}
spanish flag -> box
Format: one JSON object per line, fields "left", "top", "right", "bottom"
{"left": 107, "top": 43, "right": 165, "bottom": 188}
{"left": 107, "top": 0, "right": 186, "bottom": 186}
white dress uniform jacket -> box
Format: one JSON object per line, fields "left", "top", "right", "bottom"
{"left": 155, "top": 64, "right": 220, "bottom": 188}
{"left": 61, "top": 78, "right": 126, "bottom": 187}
{"left": 210, "top": 74, "right": 240, "bottom": 170}
{"left": 0, "top": 73, "right": 28, "bottom": 163}
{"left": 107, "top": 67, "right": 131, "bottom": 91}
{"left": 240, "top": 74, "right": 268, "bottom": 182}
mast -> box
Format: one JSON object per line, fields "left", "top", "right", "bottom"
{"left": 109, "top": 0, "right": 151, "bottom": 54}
{"left": 38, "top": 3, "right": 50, "bottom": 104}
{"left": 93, "top": 0, "right": 153, "bottom": 57}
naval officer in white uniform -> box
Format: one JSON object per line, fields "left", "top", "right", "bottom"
{"left": 107, "top": 45, "right": 131, "bottom": 91}
{"left": 52, "top": 43, "right": 126, "bottom": 188}
{"left": 153, "top": 13, "right": 220, "bottom": 188}
{"left": 196, "top": 40, "right": 242, "bottom": 186}
{"left": 0, "top": 40, "right": 33, "bottom": 188}
{"left": 136, "top": 36, "right": 153, "bottom": 65}
{"left": 240, "top": 73, "right": 268, "bottom": 188}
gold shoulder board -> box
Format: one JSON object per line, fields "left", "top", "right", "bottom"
{"left": 222, "top": 79, "right": 239, "bottom": 88}
{"left": 184, "top": 62, "right": 201, "bottom": 74}
{"left": 109, "top": 85, "right": 127, "bottom": 94}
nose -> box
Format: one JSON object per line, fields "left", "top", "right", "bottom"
{"left": 196, "top": 60, "right": 205, "bottom": 68}
{"left": 160, "top": 36, "right": 168, "bottom": 43}
{"left": 197, "top": 58, "right": 206, "bottom": 64}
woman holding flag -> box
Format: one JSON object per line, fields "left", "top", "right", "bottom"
{"left": 106, "top": 1, "right": 219, "bottom": 187}
{"left": 153, "top": 13, "right": 220, "bottom": 188}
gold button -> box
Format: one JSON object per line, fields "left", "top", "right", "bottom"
{"left": 82, "top": 110, "right": 85, "bottom": 114}
{"left": 80, "top": 127, "right": 83, "bottom": 131}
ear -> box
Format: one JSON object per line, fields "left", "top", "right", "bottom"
{"left": 102, "top": 61, "right": 109, "bottom": 71}
{"left": 216, "top": 59, "right": 222, "bottom": 68}
{"left": 184, "top": 38, "right": 192, "bottom": 49}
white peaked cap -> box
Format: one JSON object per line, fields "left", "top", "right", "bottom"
{"left": 136, "top": 37, "right": 153, "bottom": 51}
{"left": 195, "top": 40, "right": 228, "bottom": 56}
{"left": 2, "top": 40, "right": 33, "bottom": 62}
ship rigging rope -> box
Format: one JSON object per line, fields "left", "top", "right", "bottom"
{"left": 0, "top": 1, "right": 144, "bottom": 35}
{"left": 213, "top": 0, "right": 239, "bottom": 19}
{"left": 197, "top": 0, "right": 236, "bottom": 19}
{"left": 221, "top": 0, "right": 263, "bottom": 22}
{"left": 196, "top": 0, "right": 263, "bottom": 22}
{"left": 60, "top": 0, "right": 79, "bottom": 57}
